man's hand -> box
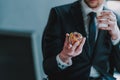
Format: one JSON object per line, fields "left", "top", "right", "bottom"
{"left": 97, "top": 10, "right": 120, "bottom": 40}
{"left": 59, "top": 33, "right": 86, "bottom": 64}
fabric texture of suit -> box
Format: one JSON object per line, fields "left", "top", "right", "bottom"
{"left": 42, "top": 1, "right": 120, "bottom": 80}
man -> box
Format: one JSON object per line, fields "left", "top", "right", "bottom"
{"left": 42, "top": 0, "right": 120, "bottom": 80}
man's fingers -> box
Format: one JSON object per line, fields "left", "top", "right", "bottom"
{"left": 101, "top": 10, "right": 116, "bottom": 17}
{"left": 98, "top": 19, "right": 115, "bottom": 25}
{"left": 99, "top": 27, "right": 112, "bottom": 31}
{"left": 75, "top": 37, "right": 86, "bottom": 53}
{"left": 68, "top": 44, "right": 72, "bottom": 49}
{"left": 97, "top": 11, "right": 116, "bottom": 22}
{"left": 98, "top": 19, "right": 109, "bottom": 24}
{"left": 65, "top": 33, "right": 69, "bottom": 43}
{"left": 98, "top": 20, "right": 116, "bottom": 31}
{"left": 80, "top": 37, "right": 86, "bottom": 47}
{"left": 64, "top": 33, "right": 69, "bottom": 46}
{"left": 71, "top": 41, "right": 80, "bottom": 51}
{"left": 97, "top": 15, "right": 116, "bottom": 22}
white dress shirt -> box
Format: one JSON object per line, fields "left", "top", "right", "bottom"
{"left": 56, "top": 0, "right": 120, "bottom": 78}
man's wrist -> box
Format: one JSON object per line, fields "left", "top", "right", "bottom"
{"left": 56, "top": 54, "right": 72, "bottom": 69}
{"left": 111, "top": 32, "right": 120, "bottom": 45}
{"left": 111, "top": 33, "right": 119, "bottom": 40}
{"left": 59, "top": 51, "right": 71, "bottom": 64}
{"left": 111, "top": 25, "right": 120, "bottom": 40}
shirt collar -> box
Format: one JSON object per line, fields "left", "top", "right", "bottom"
{"left": 81, "top": 0, "right": 104, "bottom": 17}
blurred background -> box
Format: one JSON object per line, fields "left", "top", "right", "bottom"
{"left": 0, "top": 0, "right": 120, "bottom": 80}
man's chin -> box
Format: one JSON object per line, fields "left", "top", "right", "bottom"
{"left": 88, "top": 4, "right": 98, "bottom": 9}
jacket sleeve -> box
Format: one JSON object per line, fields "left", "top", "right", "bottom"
{"left": 113, "top": 14, "right": 120, "bottom": 72}
{"left": 113, "top": 41, "right": 120, "bottom": 72}
{"left": 42, "top": 7, "right": 64, "bottom": 75}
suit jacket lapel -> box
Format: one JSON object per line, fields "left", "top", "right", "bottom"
{"left": 70, "top": 1, "right": 91, "bottom": 59}
{"left": 70, "top": 1, "right": 86, "bottom": 37}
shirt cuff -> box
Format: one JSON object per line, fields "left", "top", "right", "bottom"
{"left": 56, "top": 54, "right": 72, "bottom": 69}
{"left": 111, "top": 36, "right": 120, "bottom": 45}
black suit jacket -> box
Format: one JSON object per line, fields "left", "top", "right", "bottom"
{"left": 42, "top": 1, "right": 120, "bottom": 80}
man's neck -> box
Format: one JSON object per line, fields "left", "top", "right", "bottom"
{"left": 81, "top": 0, "right": 104, "bottom": 16}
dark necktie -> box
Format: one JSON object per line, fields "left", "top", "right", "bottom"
{"left": 88, "top": 12, "right": 96, "bottom": 56}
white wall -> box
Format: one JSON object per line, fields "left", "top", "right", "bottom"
{"left": 0, "top": 0, "right": 76, "bottom": 32}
